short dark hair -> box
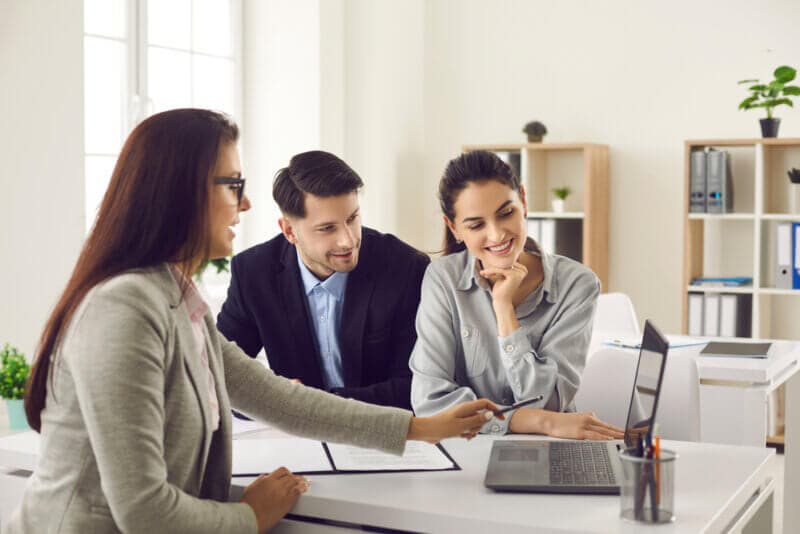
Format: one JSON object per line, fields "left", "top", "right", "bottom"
{"left": 439, "top": 150, "right": 520, "bottom": 255}
{"left": 272, "top": 150, "right": 364, "bottom": 218}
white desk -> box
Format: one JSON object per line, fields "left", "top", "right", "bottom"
{"left": 233, "top": 436, "right": 775, "bottom": 534}
{"left": 695, "top": 340, "right": 799, "bottom": 447}
{"left": 0, "top": 431, "right": 776, "bottom": 533}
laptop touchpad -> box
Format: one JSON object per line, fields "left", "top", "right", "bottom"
{"left": 499, "top": 448, "right": 540, "bottom": 462}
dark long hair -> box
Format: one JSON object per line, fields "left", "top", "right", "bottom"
{"left": 438, "top": 150, "right": 521, "bottom": 255}
{"left": 25, "top": 108, "right": 239, "bottom": 431}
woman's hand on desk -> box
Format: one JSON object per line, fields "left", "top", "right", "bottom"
{"left": 241, "top": 466, "right": 309, "bottom": 533}
{"left": 509, "top": 409, "right": 625, "bottom": 440}
{"left": 407, "top": 398, "right": 502, "bottom": 443}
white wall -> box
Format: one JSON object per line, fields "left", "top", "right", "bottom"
{"left": 241, "top": 0, "right": 346, "bottom": 248}
{"left": 0, "top": 0, "right": 85, "bottom": 359}
{"left": 342, "top": 0, "right": 426, "bottom": 242}
{"left": 410, "top": 0, "right": 800, "bottom": 332}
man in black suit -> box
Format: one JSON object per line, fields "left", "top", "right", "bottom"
{"left": 217, "top": 151, "right": 429, "bottom": 409}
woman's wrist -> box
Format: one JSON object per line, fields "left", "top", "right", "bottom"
{"left": 509, "top": 408, "right": 553, "bottom": 435}
{"left": 406, "top": 416, "right": 430, "bottom": 442}
{"left": 493, "top": 301, "right": 518, "bottom": 337}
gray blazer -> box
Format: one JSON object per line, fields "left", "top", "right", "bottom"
{"left": 4, "top": 265, "right": 411, "bottom": 534}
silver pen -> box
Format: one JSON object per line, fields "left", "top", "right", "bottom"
{"left": 492, "top": 394, "right": 544, "bottom": 416}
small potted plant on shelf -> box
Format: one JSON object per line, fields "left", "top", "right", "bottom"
{"left": 738, "top": 65, "right": 800, "bottom": 138}
{"left": 551, "top": 186, "right": 571, "bottom": 213}
{"left": 0, "top": 343, "right": 30, "bottom": 430}
{"left": 522, "top": 120, "right": 547, "bottom": 143}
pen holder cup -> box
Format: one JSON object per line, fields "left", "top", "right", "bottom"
{"left": 618, "top": 447, "right": 677, "bottom": 524}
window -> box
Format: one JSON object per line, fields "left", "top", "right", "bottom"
{"left": 83, "top": 0, "right": 242, "bottom": 232}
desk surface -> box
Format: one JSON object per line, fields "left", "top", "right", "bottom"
{"left": 231, "top": 436, "right": 773, "bottom": 534}
{"left": 0, "top": 431, "right": 774, "bottom": 534}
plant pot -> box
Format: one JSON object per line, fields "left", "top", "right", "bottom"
{"left": 760, "top": 118, "right": 781, "bottom": 138}
{"left": 527, "top": 134, "right": 543, "bottom": 143}
{"left": 551, "top": 199, "right": 565, "bottom": 213}
{"left": 5, "top": 399, "right": 29, "bottom": 430}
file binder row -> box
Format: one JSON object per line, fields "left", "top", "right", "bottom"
{"left": 687, "top": 292, "right": 752, "bottom": 337}
{"left": 526, "top": 218, "right": 582, "bottom": 261}
{"left": 775, "top": 222, "right": 800, "bottom": 290}
{"left": 689, "top": 149, "right": 734, "bottom": 213}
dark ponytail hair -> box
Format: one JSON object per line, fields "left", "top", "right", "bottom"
{"left": 438, "top": 150, "right": 521, "bottom": 255}
{"left": 25, "top": 108, "right": 239, "bottom": 432}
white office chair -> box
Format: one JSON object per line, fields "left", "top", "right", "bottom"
{"left": 587, "top": 292, "right": 641, "bottom": 362}
{"left": 593, "top": 292, "right": 641, "bottom": 338}
{"left": 574, "top": 348, "right": 637, "bottom": 429}
{"left": 574, "top": 346, "right": 700, "bottom": 441}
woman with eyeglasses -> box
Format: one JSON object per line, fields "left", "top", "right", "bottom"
{"left": 7, "top": 109, "right": 499, "bottom": 534}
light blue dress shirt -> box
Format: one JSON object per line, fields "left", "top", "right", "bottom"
{"left": 297, "top": 250, "right": 348, "bottom": 389}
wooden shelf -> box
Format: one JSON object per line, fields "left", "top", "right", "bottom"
{"left": 688, "top": 213, "right": 755, "bottom": 220}
{"left": 761, "top": 213, "right": 800, "bottom": 221}
{"left": 767, "top": 434, "right": 785, "bottom": 446}
{"left": 527, "top": 211, "right": 584, "bottom": 219}
{"left": 687, "top": 286, "right": 754, "bottom": 294}
{"left": 682, "top": 138, "right": 800, "bottom": 340}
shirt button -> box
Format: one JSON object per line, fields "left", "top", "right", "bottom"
{"left": 320, "top": 315, "right": 326, "bottom": 321}
{"left": 461, "top": 328, "right": 470, "bottom": 338}
{"left": 504, "top": 344, "right": 514, "bottom": 353}
{"left": 491, "top": 425, "right": 501, "bottom": 434}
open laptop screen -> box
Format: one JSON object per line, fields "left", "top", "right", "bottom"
{"left": 622, "top": 320, "right": 669, "bottom": 449}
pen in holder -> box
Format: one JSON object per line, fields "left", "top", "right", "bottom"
{"left": 618, "top": 446, "right": 677, "bottom": 524}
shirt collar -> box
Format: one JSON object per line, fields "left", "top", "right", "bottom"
{"left": 168, "top": 265, "right": 209, "bottom": 322}
{"left": 296, "top": 249, "right": 349, "bottom": 300}
{"left": 456, "top": 237, "right": 557, "bottom": 304}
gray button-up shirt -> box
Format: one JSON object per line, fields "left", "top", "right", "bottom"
{"left": 410, "top": 238, "right": 599, "bottom": 435}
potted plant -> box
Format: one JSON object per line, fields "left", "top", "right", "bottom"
{"left": 551, "top": 186, "right": 571, "bottom": 213}
{"left": 738, "top": 65, "right": 800, "bottom": 138}
{"left": 194, "top": 256, "right": 232, "bottom": 281}
{"left": 522, "top": 121, "right": 547, "bottom": 143}
{"left": 0, "top": 343, "right": 30, "bottom": 430}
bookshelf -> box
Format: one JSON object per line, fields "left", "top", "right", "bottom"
{"left": 682, "top": 138, "right": 800, "bottom": 339}
{"left": 462, "top": 143, "right": 610, "bottom": 290}
{"left": 683, "top": 138, "right": 800, "bottom": 447}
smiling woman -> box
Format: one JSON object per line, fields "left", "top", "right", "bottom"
{"left": 410, "top": 150, "right": 624, "bottom": 442}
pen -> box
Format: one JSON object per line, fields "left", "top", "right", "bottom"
{"left": 492, "top": 395, "right": 544, "bottom": 416}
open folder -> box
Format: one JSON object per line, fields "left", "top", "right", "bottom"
{"left": 231, "top": 428, "right": 459, "bottom": 477}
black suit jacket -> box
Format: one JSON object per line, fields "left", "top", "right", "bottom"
{"left": 217, "top": 227, "right": 429, "bottom": 409}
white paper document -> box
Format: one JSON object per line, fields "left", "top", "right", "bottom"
{"left": 326, "top": 441, "right": 454, "bottom": 471}
{"left": 232, "top": 437, "right": 331, "bottom": 475}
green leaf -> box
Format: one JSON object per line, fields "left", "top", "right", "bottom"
{"left": 769, "top": 81, "right": 785, "bottom": 91}
{"left": 739, "top": 95, "right": 759, "bottom": 109}
{"left": 763, "top": 98, "right": 793, "bottom": 109}
{"left": 783, "top": 85, "right": 800, "bottom": 96}
{"left": 775, "top": 66, "right": 797, "bottom": 83}
{"left": 748, "top": 84, "right": 768, "bottom": 92}
{"left": 738, "top": 78, "right": 760, "bottom": 84}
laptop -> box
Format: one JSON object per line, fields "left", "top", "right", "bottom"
{"left": 484, "top": 319, "right": 669, "bottom": 495}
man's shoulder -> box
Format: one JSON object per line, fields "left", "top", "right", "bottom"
{"left": 233, "top": 233, "right": 291, "bottom": 270}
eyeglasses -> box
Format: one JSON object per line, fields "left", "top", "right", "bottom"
{"left": 214, "top": 176, "right": 246, "bottom": 206}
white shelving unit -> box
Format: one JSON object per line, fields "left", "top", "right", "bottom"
{"left": 464, "top": 143, "right": 610, "bottom": 290}
{"left": 683, "top": 138, "right": 800, "bottom": 340}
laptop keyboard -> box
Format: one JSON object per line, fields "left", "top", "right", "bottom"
{"left": 549, "top": 442, "right": 615, "bottom": 486}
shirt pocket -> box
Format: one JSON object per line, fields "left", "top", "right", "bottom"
{"left": 460, "top": 325, "right": 487, "bottom": 377}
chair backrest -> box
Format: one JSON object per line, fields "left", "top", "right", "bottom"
{"left": 574, "top": 347, "right": 701, "bottom": 442}
{"left": 587, "top": 292, "right": 641, "bottom": 361}
{"left": 593, "top": 292, "right": 641, "bottom": 338}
